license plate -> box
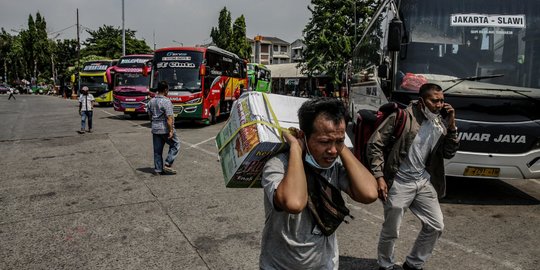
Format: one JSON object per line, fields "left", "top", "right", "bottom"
{"left": 125, "top": 108, "right": 135, "bottom": 112}
{"left": 463, "top": 166, "right": 500, "bottom": 177}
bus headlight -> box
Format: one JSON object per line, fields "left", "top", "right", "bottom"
{"left": 185, "top": 98, "right": 201, "bottom": 104}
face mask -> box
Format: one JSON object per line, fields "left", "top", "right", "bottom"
{"left": 422, "top": 105, "right": 439, "bottom": 121}
{"left": 304, "top": 135, "right": 338, "bottom": 170}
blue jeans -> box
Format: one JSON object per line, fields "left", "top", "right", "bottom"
{"left": 81, "top": 111, "right": 93, "bottom": 130}
{"left": 152, "top": 132, "right": 180, "bottom": 173}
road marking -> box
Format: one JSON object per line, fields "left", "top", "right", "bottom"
{"left": 191, "top": 136, "right": 216, "bottom": 147}
{"left": 181, "top": 139, "right": 219, "bottom": 158}
{"left": 530, "top": 179, "right": 540, "bottom": 185}
{"left": 348, "top": 204, "right": 523, "bottom": 270}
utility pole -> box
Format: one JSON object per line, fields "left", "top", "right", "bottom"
{"left": 122, "top": 0, "right": 125, "bottom": 56}
{"left": 76, "top": 8, "right": 80, "bottom": 98}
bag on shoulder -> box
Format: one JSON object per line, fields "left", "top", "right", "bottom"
{"left": 304, "top": 163, "right": 354, "bottom": 236}
{"left": 353, "top": 102, "right": 407, "bottom": 168}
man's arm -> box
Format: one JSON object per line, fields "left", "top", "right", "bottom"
{"left": 273, "top": 130, "right": 307, "bottom": 214}
{"left": 167, "top": 115, "right": 174, "bottom": 139}
{"left": 340, "top": 147, "right": 378, "bottom": 204}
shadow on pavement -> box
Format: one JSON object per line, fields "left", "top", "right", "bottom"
{"left": 136, "top": 167, "right": 156, "bottom": 174}
{"left": 441, "top": 177, "right": 540, "bottom": 205}
{"left": 339, "top": 256, "right": 381, "bottom": 270}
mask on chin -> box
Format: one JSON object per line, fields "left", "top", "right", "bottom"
{"left": 422, "top": 105, "right": 439, "bottom": 121}
{"left": 304, "top": 135, "right": 338, "bottom": 170}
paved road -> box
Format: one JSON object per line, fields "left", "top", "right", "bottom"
{"left": 0, "top": 95, "right": 538, "bottom": 269}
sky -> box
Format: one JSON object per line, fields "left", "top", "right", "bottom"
{"left": 0, "top": 0, "right": 312, "bottom": 49}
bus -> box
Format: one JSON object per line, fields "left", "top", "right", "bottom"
{"left": 247, "top": 63, "right": 271, "bottom": 92}
{"left": 80, "top": 60, "right": 115, "bottom": 106}
{"left": 147, "top": 46, "right": 248, "bottom": 124}
{"left": 109, "top": 54, "right": 153, "bottom": 117}
{"left": 351, "top": 0, "right": 540, "bottom": 180}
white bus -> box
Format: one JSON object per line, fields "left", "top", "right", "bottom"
{"left": 351, "top": 0, "right": 540, "bottom": 180}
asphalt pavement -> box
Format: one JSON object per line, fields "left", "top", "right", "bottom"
{"left": 0, "top": 94, "right": 538, "bottom": 270}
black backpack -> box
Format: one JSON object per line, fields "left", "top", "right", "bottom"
{"left": 353, "top": 102, "right": 407, "bottom": 168}
{"left": 304, "top": 162, "right": 354, "bottom": 236}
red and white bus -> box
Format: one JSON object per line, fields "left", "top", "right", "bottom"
{"left": 146, "top": 46, "right": 248, "bottom": 124}
{"left": 109, "top": 54, "right": 154, "bottom": 117}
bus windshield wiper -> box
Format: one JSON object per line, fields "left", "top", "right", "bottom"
{"left": 442, "top": 74, "right": 504, "bottom": 93}
{"left": 468, "top": 87, "right": 540, "bottom": 105}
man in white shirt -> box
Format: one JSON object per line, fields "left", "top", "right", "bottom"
{"left": 78, "top": 86, "right": 95, "bottom": 134}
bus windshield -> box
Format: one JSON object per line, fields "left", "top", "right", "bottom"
{"left": 81, "top": 75, "right": 105, "bottom": 85}
{"left": 151, "top": 50, "right": 203, "bottom": 92}
{"left": 115, "top": 73, "right": 149, "bottom": 87}
{"left": 397, "top": 0, "right": 540, "bottom": 96}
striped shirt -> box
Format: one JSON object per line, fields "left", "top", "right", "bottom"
{"left": 147, "top": 95, "right": 174, "bottom": 134}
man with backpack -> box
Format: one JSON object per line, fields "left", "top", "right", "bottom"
{"left": 367, "top": 83, "right": 459, "bottom": 270}
{"left": 259, "top": 97, "right": 378, "bottom": 269}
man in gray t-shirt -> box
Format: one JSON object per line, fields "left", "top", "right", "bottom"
{"left": 259, "top": 98, "right": 378, "bottom": 269}
{"left": 147, "top": 81, "right": 180, "bottom": 175}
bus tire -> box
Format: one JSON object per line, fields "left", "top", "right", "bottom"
{"left": 210, "top": 108, "right": 217, "bottom": 125}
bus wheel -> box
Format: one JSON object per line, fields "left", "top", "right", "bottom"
{"left": 210, "top": 108, "right": 217, "bottom": 125}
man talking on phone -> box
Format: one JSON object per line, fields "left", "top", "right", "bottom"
{"left": 367, "top": 83, "right": 459, "bottom": 270}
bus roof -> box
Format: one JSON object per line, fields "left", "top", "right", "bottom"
{"left": 154, "top": 46, "right": 242, "bottom": 60}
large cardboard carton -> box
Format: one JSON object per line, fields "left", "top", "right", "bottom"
{"left": 215, "top": 92, "right": 305, "bottom": 188}
{"left": 215, "top": 92, "right": 352, "bottom": 188}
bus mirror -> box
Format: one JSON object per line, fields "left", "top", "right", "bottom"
{"left": 378, "top": 64, "right": 388, "bottom": 79}
{"left": 200, "top": 64, "right": 206, "bottom": 76}
{"left": 142, "top": 65, "right": 149, "bottom": 77}
{"left": 388, "top": 18, "right": 403, "bottom": 52}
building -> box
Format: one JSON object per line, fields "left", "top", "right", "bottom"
{"left": 290, "top": 39, "right": 306, "bottom": 63}
{"left": 250, "top": 36, "right": 291, "bottom": 65}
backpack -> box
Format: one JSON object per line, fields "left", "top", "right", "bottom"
{"left": 353, "top": 102, "right": 407, "bottom": 168}
{"left": 304, "top": 162, "right": 354, "bottom": 236}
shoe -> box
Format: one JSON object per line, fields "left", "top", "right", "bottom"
{"left": 403, "top": 262, "right": 422, "bottom": 270}
{"left": 163, "top": 166, "right": 177, "bottom": 175}
{"left": 378, "top": 266, "right": 395, "bottom": 270}
{"left": 77, "top": 130, "right": 85, "bottom": 134}
{"left": 87, "top": 129, "right": 92, "bottom": 133}
{"left": 152, "top": 171, "right": 162, "bottom": 176}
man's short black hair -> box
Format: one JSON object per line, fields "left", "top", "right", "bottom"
{"left": 298, "top": 97, "right": 348, "bottom": 139}
{"left": 157, "top": 81, "right": 169, "bottom": 93}
{"left": 419, "top": 83, "right": 442, "bottom": 99}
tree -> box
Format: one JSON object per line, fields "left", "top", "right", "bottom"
{"left": 210, "top": 7, "right": 232, "bottom": 51}
{"left": 210, "top": 7, "right": 251, "bottom": 59}
{"left": 302, "top": 0, "right": 378, "bottom": 85}
{"left": 82, "top": 25, "right": 151, "bottom": 59}
{"left": 230, "top": 15, "right": 251, "bottom": 60}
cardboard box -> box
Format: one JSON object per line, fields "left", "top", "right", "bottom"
{"left": 215, "top": 92, "right": 352, "bottom": 188}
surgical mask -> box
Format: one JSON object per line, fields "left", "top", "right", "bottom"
{"left": 422, "top": 105, "right": 439, "bottom": 121}
{"left": 304, "top": 135, "right": 338, "bottom": 170}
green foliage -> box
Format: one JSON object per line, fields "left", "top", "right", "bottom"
{"left": 82, "top": 25, "right": 152, "bottom": 59}
{"left": 210, "top": 7, "right": 250, "bottom": 59}
{"left": 230, "top": 15, "right": 252, "bottom": 60}
{"left": 210, "top": 7, "right": 232, "bottom": 51}
{"left": 302, "top": 0, "right": 378, "bottom": 85}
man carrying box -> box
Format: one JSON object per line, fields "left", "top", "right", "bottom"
{"left": 259, "top": 97, "right": 378, "bottom": 269}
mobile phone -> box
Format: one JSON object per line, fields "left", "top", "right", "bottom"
{"left": 440, "top": 108, "right": 448, "bottom": 118}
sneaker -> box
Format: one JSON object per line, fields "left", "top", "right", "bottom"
{"left": 403, "top": 262, "right": 422, "bottom": 270}
{"left": 152, "top": 171, "right": 162, "bottom": 176}
{"left": 378, "top": 266, "right": 395, "bottom": 270}
{"left": 77, "top": 130, "right": 85, "bottom": 134}
{"left": 163, "top": 167, "right": 177, "bottom": 175}
{"left": 87, "top": 129, "right": 92, "bottom": 133}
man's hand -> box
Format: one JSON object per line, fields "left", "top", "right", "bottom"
{"left": 443, "top": 103, "right": 457, "bottom": 130}
{"left": 377, "top": 177, "right": 388, "bottom": 201}
{"left": 168, "top": 130, "right": 174, "bottom": 139}
{"left": 283, "top": 127, "right": 305, "bottom": 152}
{"left": 78, "top": 110, "right": 81, "bottom": 116}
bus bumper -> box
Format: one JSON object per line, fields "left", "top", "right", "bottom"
{"left": 444, "top": 149, "right": 540, "bottom": 179}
